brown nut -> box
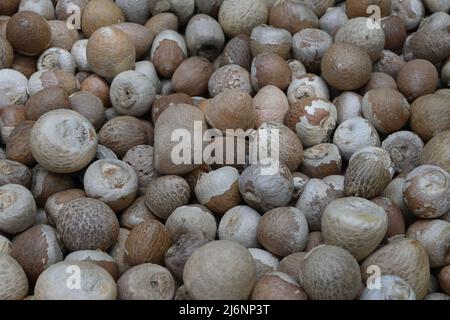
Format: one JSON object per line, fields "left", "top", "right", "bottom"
{"left": 25, "top": 87, "right": 71, "bottom": 121}
{"left": 44, "top": 189, "right": 86, "bottom": 226}
{"left": 151, "top": 30, "right": 187, "bottom": 78}
{"left": 81, "top": 0, "right": 125, "bottom": 37}
{"left": 172, "top": 56, "right": 214, "bottom": 96}
{"left": 381, "top": 131, "right": 424, "bottom": 174}
{"left": 269, "top": 1, "right": 319, "bottom": 34}
{"left": 381, "top": 16, "right": 407, "bottom": 53}
{"left": 80, "top": 74, "right": 111, "bottom": 108}
{"left": 253, "top": 85, "right": 289, "bottom": 128}
{"left": 218, "top": 0, "right": 268, "bottom": 37}
{"left": 300, "top": 143, "right": 342, "bottom": 179}
{"left": 420, "top": 131, "right": 450, "bottom": 174}
{"left": 397, "top": 59, "right": 438, "bottom": 102}
{"left": 0, "top": 159, "right": 32, "bottom": 188}
{"left": 251, "top": 271, "right": 308, "bottom": 300}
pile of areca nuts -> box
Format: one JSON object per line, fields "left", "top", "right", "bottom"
{"left": 0, "top": 0, "right": 449, "bottom": 301}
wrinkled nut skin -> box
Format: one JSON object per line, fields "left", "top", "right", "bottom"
{"left": 251, "top": 272, "right": 308, "bottom": 300}
{"left": 44, "top": 189, "right": 86, "bottom": 227}
{"left": 420, "top": 131, "right": 450, "bottom": 174}
{"left": 0, "top": 253, "right": 29, "bottom": 300}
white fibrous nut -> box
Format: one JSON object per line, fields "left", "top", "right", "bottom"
{"left": 150, "top": 0, "right": 195, "bottom": 25}
{"left": 296, "top": 178, "right": 337, "bottom": 231}
{"left": 208, "top": 64, "right": 253, "bottom": 97}
{"left": 30, "top": 109, "right": 98, "bottom": 174}
{"left": 333, "top": 117, "right": 381, "bottom": 161}
{"left": 110, "top": 70, "right": 156, "bottom": 117}
{"left": 0, "top": 235, "right": 12, "bottom": 255}
{"left": 292, "top": 28, "right": 333, "bottom": 73}
{"left": 194, "top": 167, "right": 241, "bottom": 215}
{"left": 165, "top": 205, "right": 217, "bottom": 242}
{"left": 185, "top": 14, "right": 225, "bottom": 60}
{"left": 108, "top": 228, "right": 131, "bottom": 276}
{"left": 238, "top": 162, "right": 294, "bottom": 213}
{"left": 333, "top": 92, "right": 363, "bottom": 125}
{"left": 287, "top": 74, "right": 330, "bottom": 104}
{"left": 335, "top": 17, "right": 385, "bottom": 61}
{"left": 288, "top": 59, "right": 307, "bottom": 80}
{"left": 218, "top": 206, "right": 261, "bottom": 248}
{"left": 34, "top": 261, "right": 117, "bottom": 300}
{"left": 71, "top": 40, "right": 91, "bottom": 72}
{"left": 0, "top": 69, "right": 28, "bottom": 106}
{"left": 319, "top": 6, "right": 348, "bottom": 37}
{"left": 322, "top": 197, "right": 388, "bottom": 261}
{"left": 300, "top": 143, "right": 342, "bottom": 179}
{"left": 250, "top": 25, "right": 292, "bottom": 59}
{"left": 65, "top": 250, "right": 119, "bottom": 280}
{"left": 0, "top": 253, "right": 29, "bottom": 300}
{"left": 322, "top": 175, "right": 345, "bottom": 198}
{"left": 218, "top": 0, "right": 268, "bottom": 37}
{"left": 134, "top": 61, "right": 161, "bottom": 94}
{"left": 391, "top": 0, "right": 425, "bottom": 31}
{"left": 360, "top": 275, "right": 416, "bottom": 300}
{"left": 0, "top": 184, "right": 37, "bottom": 234}
{"left": 403, "top": 165, "right": 450, "bottom": 219}
{"left": 248, "top": 248, "right": 280, "bottom": 280}
{"left": 253, "top": 85, "right": 289, "bottom": 128}
{"left": 37, "top": 47, "right": 76, "bottom": 74}
{"left": 382, "top": 131, "right": 424, "bottom": 174}
{"left": 115, "top": 0, "right": 151, "bottom": 24}
{"left": 19, "top": 0, "right": 55, "bottom": 20}
{"left": 84, "top": 159, "right": 138, "bottom": 212}
{"left": 285, "top": 97, "right": 337, "bottom": 148}
{"left": 27, "top": 69, "right": 79, "bottom": 96}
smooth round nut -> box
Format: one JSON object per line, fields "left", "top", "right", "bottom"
{"left": 218, "top": 206, "right": 261, "bottom": 248}
{"left": 0, "top": 184, "right": 37, "bottom": 234}
{"left": 397, "top": 59, "right": 438, "bottom": 102}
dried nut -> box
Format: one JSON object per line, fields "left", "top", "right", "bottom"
{"left": 6, "top": 11, "right": 51, "bottom": 56}
{"left": 144, "top": 12, "right": 179, "bottom": 37}
{"left": 301, "top": 245, "right": 362, "bottom": 300}
{"left": 28, "top": 69, "right": 79, "bottom": 96}
{"left": 253, "top": 85, "right": 289, "bottom": 127}
{"left": 296, "top": 178, "right": 336, "bottom": 231}
{"left": 322, "top": 43, "right": 372, "bottom": 91}
{"left": 0, "top": 69, "right": 29, "bottom": 106}
{"left": 345, "top": 147, "right": 394, "bottom": 199}
{"left": 164, "top": 231, "right": 210, "bottom": 281}
{"left": 391, "top": 0, "right": 425, "bottom": 31}
{"left": 0, "top": 0, "right": 20, "bottom": 16}
{"left": 371, "top": 196, "right": 405, "bottom": 241}
{"left": 382, "top": 177, "right": 416, "bottom": 225}
{"left": 151, "top": 30, "right": 187, "bottom": 78}
{"left": 11, "top": 224, "right": 63, "bottom": 282}
{"left": 251, "top": 271, "right": 308, "bottom": 300}
{"left": 332, "top": 118, "right": 381, "bottom": 161}
{"left": 424, "top": 293, "right": 450, "bottom": 300}
{"left": 123, "top": 145, "right": 160, "bottom": 195}
{"left": 87, "top": 26, "right": 136, "bottom": 79}
{"left": 218, "top": 206, "right": 261, "bottom": 248}
{"left": 319, "top": 7, "right": 348, "bottom": 37}
{"left": 0, "top": 254, "right": 29, "bottom": 300}
{"left": 360, "top": 72, "right": 398, "bottom": 96}
{"left": 149, "top": 0, "right": 195, "bottom": 26}
{"left": 374, "top": 50, "right": 405, "bottom": 79}
{"left": 25, "top": 87, "right": 71, "bottom": 121}
{"left": 44, "top": 189, "right": 86, "bottom": 226}
{"left": 0, "top": 36, "right": 13, "bottom": 69}
{"left": 108, "top": 228, "right": 131, "bottom": 276}
{"left": 421, "top": 131, "right": 450, "bottom": 174}
{"left": 407, "top": 219, "right": 450, "bottom": 268}
{"left": 277, "top": 252, "right": 306, "bottom": 282}
{"left": 250, "top": 25, "right": 292, "bottom": 59}
{"left": 361, "top": 237, "right": 430, "bottom": 300}
{"left": 218, "top": 0, "right": 268, "bottom": 37}
{"left": 0, "top": 160, "right": 31, "bottom": 190}
{"left": 153, "top": 104, "right": 207, "bottom": 175}
{"left": 120, "top": 196, "right": 159, "bottom": 229}
{"left": 219, "top": 34, "right": 252, "bottom": 70}
{"left": 185, "top": 14, "right": 225, "bottom": 60}
{"left": 34, "top": 261, "right": 117, "bottom": 300}
{"left": 0, "top": 184, "right": 35, "bottom": 234}
{"left": 0, "top": 105, "right": 27, "bottom": 144}
{"left": 30, "top": 109, "right": 98, "bottom": 174}
{"left": 208, "top": 64, "right": 253, "bottom": 97}
{"left": 11, "top": 54, "right": 37, "bottom": 79}
{"left": 438, "top": 265, "right": 450, "bottom": 295}
{"left": 257, "top": 207, "right": 309, "bottom": 257}
{"left": 306, "top": 231, "right": 324, "bottom": 252}
{"left": 99, "top": 116, "right": 148, "bottom": 158}
{"left": 300, "top": 143, "right": 342, "bottom": 179}
{"left": 112, "top": 22, "right": 154, "bottom": 59}
{"left": 205, "top": 89, "right": 256, "bottom": 131}
{"left": 322, "top": 175, "right": 345, "bottom": 198}
{"left": 70, "top": 91, "right": 106, "bottom": 131}
{"left": 403, "top": 165, "right": 450, "bottom": 219}
{"left": 165, "top": 205, "right": 217, "bottom": 242}
{"left": 239, "top": 162, "right": 294, "bottom": 213}
{"left": 84, "top": 159, "right": 138, "bottom": 212}
{"left": 285, "top": 97, "right": 337, "bottom": 148}
{"left": 80, "top": 75, "right": 111, "bottom": 108}
{"left": 0, "top": 234, "right": 11, "bottom": 255}
{"left": 249, "top": 248, "right": 280, "bottom": 280}
{"left": 57, "top": 197, "right": 119, "bottom": 251}
{"left": 195, "top": 0, "right": 224, "bottom": 17}
{"left": 292, "top": 28, "right": 333, "bottom": 73}
{"left": 322, "top": 197, "right": 388, "bottom": 261}
{"left": 118, "top": 264, "right": 175, "bottom": 300}
{"left": 183, "top": 240, "right": 256, "bottom": 300}
{"left": 194, "top": 167, "right": 241, "bottom": 215}
{"left": 346, "top": 0, "right": 391, "bottom": 18}
{"left": 81, "top": 0, "right": 125, "bottom": 37}
{"left": 250, "top": 53, "right": 291, "bottom": 91}
{"left": 410, "top": 94, "right": 450, "bottom": 142}
{"left": 65, "top": 250, "right": 118, "bottom": 280}
{"left": 48, "top": 20, "right": 79, "bottom": 51}
{"left": 408, "top": 30, "right": 450, "bottom": 65}
{"left": 362, "top": 88, "right": 410, "bottom": 135}
{"left": 333, "top": 92, "right": 363, "bottom": 125}
{"left": 125, "top": 220, "right": 172, "bottom": 266}
{"left": 360, "top": 275, "right": 416, "bottom": 300}
{"left": 397, "top": 59, "right": 439, "bottom": 102}
{"left": 134, "top": 61, "right": 161, "bottom": 94}
{"left": 269, "top": 1, "right": 319, "bottom": 34}
{"left": 172, "top": 56, "right": 214, "bottom": 96}
{"left": 151, "top": 93, "right": 193, "bottom": 123}
{"left": 287, "top": 74, "right": 330, "bottom": 104}
{"left": 381, "top": 131, "right": 424, "bottom": 174}
{"left": 381, "top": 16, "right": 407, "bottom": 53}
{"left": 145, "top": 175, "right": 190, "bottom": 220}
